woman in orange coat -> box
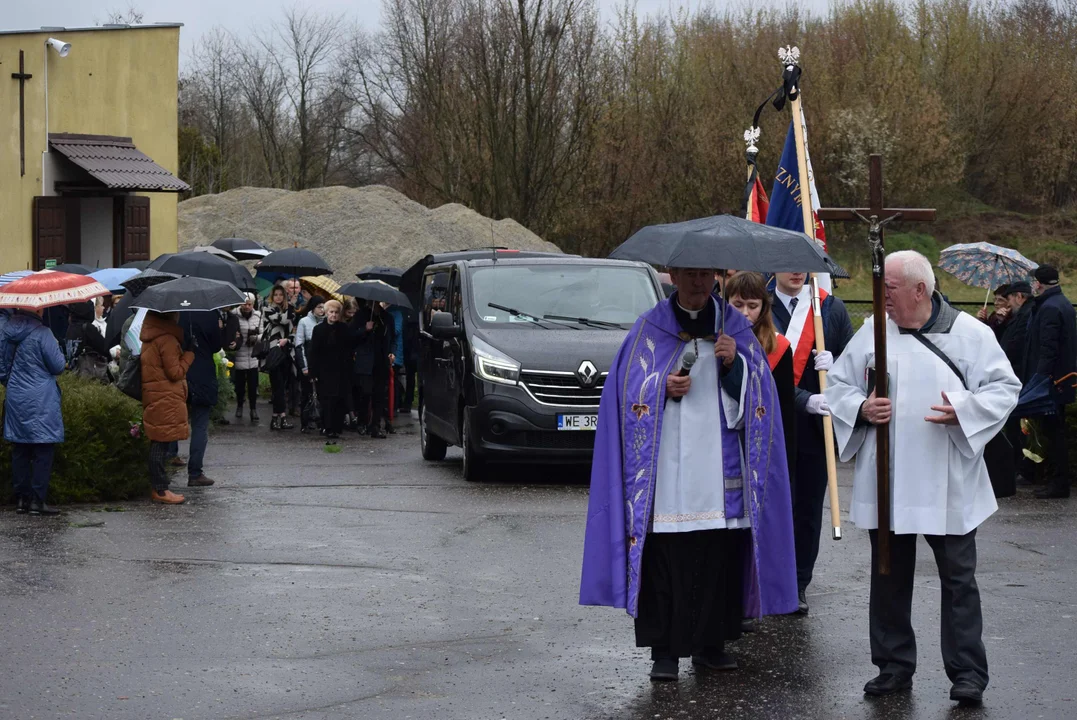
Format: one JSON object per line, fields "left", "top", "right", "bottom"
{"left": 141, "top": 311, "right": 195, "bottom": 504}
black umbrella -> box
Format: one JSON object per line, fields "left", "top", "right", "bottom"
{"left": 120, "top": 260, "right": 151, "bottom": 270}
{"left": 52, "top": 263, "right": 96, "bottom": 275}
{"left": 106, "top": 268, "right": 182, "bottom": 346}
{"left": 131, "top": 277, "right": 247, "bottom": 313}
{"left": 212, "top": 237, "right": 273, "bottom": 261}
{"left": 120, "top": 268, "right": 180, "bottom": 297}
{"left": 148, "top": 252, "right": 257, "bottom": 291}
{"left": 338, "top": 280, "right": 412, "bottom": 310}
{"left": 356, "top": 266, "right": 404, "bottom": 285}
{"left": 256, "top": 247, "right": 332, "bottom": 277}
{"left": 609, "top": 214, "right": 848, "bottom": 277}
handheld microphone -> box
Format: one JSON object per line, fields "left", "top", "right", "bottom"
{"left": 670, "top": 350, "right": 696, "bottom": 403}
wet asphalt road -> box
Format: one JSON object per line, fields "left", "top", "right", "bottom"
{"left": 1, "top": 416, "right": 1075, "bottom": 720}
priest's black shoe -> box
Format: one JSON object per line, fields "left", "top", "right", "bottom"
{"left": 29, "top": 500, "right": 60, "bottom": 516}
{"left": 15, "top": 496, "right": 30, "bottom": 514}
{"left": 796, "top": 589, "right": 809, "bottom": 615}
{"left": 692, "top": 651, "right": 738, "bottom": 671}
{"left": 1034, "top": 487, "right": 1070, "bottom": 499}
{"left": 649, "top": 658, "right": 679, "bottom": 681}
{"left": 863, "top": 673, "right": 912, "bottom": 696}
{"left": 950, "top": 681, "right": 983, "bottom": 707}
{"left": 740, "top": 618, "right": 756, "bottom": 633}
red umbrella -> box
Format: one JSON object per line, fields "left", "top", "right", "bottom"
{"left": 0, "top": 271, "right": 111, "bottom": 310}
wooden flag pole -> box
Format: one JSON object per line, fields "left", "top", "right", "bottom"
{"left": 788, "top": 92, "right": 842, "bottom": 541}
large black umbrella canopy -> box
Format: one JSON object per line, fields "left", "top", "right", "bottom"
{"left": 256, "top": 247, "right": 332, "bottom": 277}
{"left": 148, "top": 252, "right": 257, "bottom": 291}
{"left": 52, "top": 263, "right": 96, "bottom": 275}
{"left": 120, "top": 268, "right": 180, "bottom": 297}
{"left": 212, "top": 237, "right": 273, "bottom": 261}
{"left": 609, "top": 214, "right": 846, "bottom": 276}
{"left": 338, "top": 280, "right": 412, "bottom": 310}
{"left": 131, "top": 276, "right": 247, "bottom": 313}
{"left": 120, "top": 260, "right": 151, "bottom": 270}
{"left": 106, "top": 269, "right": 181, "bottom": 345}
{"left": 356, "top": 266, "right": 404, "bottom": 285}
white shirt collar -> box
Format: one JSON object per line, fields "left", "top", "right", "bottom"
{"left": 775, "top": 286, "right": 809, "bottom": 313}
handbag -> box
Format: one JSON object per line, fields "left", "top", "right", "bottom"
{"left": 262, "top": 344, "right": 290, "bottom": 372}
{"left": 252, "top": 329, "right": 271, "bottom": 361}
{"left": 304, "top": 387, "right": 322, "bottom": 426}
{"left": 116, "top": 354, "right": 142, "bottom": 400}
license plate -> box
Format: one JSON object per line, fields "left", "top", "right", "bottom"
{"left": 558, "top": 414, "right": 598, "bottom": 431}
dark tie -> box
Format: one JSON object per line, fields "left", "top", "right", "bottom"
{"left": 789, "top": 297, "right": 798, "bottom": 313}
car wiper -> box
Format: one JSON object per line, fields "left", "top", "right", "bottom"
{"left": 543, "top": 314, "right": 623, "bottom": 329}
{"left": 487, "top": 302, "right": 551, "bottom": 329}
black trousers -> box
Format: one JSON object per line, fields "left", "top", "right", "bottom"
{"left": 635, "top": 529, "right": 745, "bottom": 659}
{"left": 322, "top": 395, "right": 345, "bottom": 436}
{"left": 869, "top": 530, "right": 988, "bottom": 689}
{"left": 233, "top": 368, "right": 259, "bottom": 410}
{"left": 1041, "top": 406, "right": 1070, "bottom": 493}
{"left": 149, "top": 441, "right": 171, "bottom": 493}
{"left": 792, "top": 452, "right": 828, "bottom": 592}
{"left": 11, "top": 443, "right": 55, "bottom": 503}
{"left": 269, "top": 364, "right": 290, "bottom": 414}
{"left": 358, "top": 372, "right": 389, "bottom": 431}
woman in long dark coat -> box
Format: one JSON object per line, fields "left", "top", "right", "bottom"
{"left": 309, "top": 300, "right": 357, "bottom": 443}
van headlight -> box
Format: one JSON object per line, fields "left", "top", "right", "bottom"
{"left": 472, "top": 336, "right": 521, "bottom": 386}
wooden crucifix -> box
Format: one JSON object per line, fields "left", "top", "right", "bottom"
{"left": 10, "top": 50, "right": 33, "bottom": 177}
{"left": 817, "top": 154, "right": 936, "bottom": 575}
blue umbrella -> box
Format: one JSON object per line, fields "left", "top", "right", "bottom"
{"left": 938, "top": 242, "right": 1038, "bottom": 308}
{"left": 89, "top": 268, "right": 141, "bottom": 294}
{"left": 0, "top": 270, "right": 33, "bottom": 287}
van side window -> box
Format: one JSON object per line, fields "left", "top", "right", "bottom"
{"left": 422, "top": 270, "right": 449, "bottom": 330}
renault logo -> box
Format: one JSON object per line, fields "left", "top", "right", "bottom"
{"left": 576, "top": 360, "right": 599, "bottom": 387}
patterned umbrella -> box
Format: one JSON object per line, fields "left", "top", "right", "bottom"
{"left": 938, "top": 242, "right": 1038, "bottom": 291}
{"left": 300, "top": 275, "right": 344, "bottom": 303}
{"left": 0, "top": 271, "right": 110, "bottom": 310}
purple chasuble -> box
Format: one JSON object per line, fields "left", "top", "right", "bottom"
{"left": 579, "top": 294, "right": 798, "bottom": 618}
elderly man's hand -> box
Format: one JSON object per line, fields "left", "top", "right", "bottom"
{"left": 666, "top": 374, "right": 691, "bottom": 399}
{"left": 714, "top": 334, "right": 736, "bottom": 368}
{"left": 925, "top": 391, "right": 959, "bottom": 425}
{"left": 860, "top": 391, "right": 891, "bottom": 425}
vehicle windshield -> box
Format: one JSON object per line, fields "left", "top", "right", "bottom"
{"left": 469, "top": 264, "right": 658, "bottom": 328}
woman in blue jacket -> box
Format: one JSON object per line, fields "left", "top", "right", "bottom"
{"left": 0, "top": 309, "right": 66, "bottom": 515}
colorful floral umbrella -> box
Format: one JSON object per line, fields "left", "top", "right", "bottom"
{"left": 938, "top": 242, "right": 1038, "bottom": 304}
{"left": 0, "top": 271, "right": 110, "bottom": 310}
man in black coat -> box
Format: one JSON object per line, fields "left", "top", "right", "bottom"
{"left": 771, "top": 272, "right": 855, "bottom": 614}
{"left": 996, "top": 281, "right": 1034, "bottom": 493}
{"left": 1022, "top": 266, "right": 1077, "bottom": 499}
{"left": 351, "top": 302, "right": 396, "bottom": 438}
{"left": 180, "top": 311, "right": 224, "bottom": 488}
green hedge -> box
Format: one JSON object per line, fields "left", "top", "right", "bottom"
{"left": 0, "top": 374, "right": 150, "bottom": 504}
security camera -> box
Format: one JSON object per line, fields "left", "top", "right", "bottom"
{"left": 46, "top": 38, "right": 71, "bottom": 57}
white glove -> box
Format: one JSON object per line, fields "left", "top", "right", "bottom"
{"left": 813, "top": 350, "right": 834, "bottom": 372}
{"left": 806, "top": 394, "right": 830, "bottom": 416}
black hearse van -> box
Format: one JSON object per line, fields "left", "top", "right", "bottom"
{"left": 407, "top": 250, "right": 662, "bottom": 481}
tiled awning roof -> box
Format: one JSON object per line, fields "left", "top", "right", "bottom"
{"left": 49, "top": 133, "right": 191, "bottom": 192}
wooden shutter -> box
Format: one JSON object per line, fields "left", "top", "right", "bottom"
{"left": 33, "top": 196, "right": 68, "bottom": 270}
{"left": 117, "top": 195, "right": 151, "bottom": 264}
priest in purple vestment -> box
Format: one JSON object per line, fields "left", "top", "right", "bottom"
{"left": 579, "top": 267, "right": 797, "bottom": 681}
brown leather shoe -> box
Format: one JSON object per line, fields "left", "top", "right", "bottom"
{"left": 187, "top": 476, "right": 215, "bottom": 487}
{"left": 151, "top": 489, "right": 186, "bottom": 504}
{"left": 169, "top": 456, "right": 188, "bottom": 467}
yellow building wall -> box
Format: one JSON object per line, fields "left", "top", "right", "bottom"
{"left": 0, "top": 26, "right": 181, "bottom": 271}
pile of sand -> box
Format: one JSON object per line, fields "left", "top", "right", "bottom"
{"left": 178, "top": 185, "right": 560, "bottom": 277}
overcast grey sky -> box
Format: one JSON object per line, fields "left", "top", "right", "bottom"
{"left": 7, "top": 0, "right": 832, "bottom": 65}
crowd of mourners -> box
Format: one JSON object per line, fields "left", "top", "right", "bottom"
{"left": 2, "top": 278, "right": 417, "bottom": 511}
